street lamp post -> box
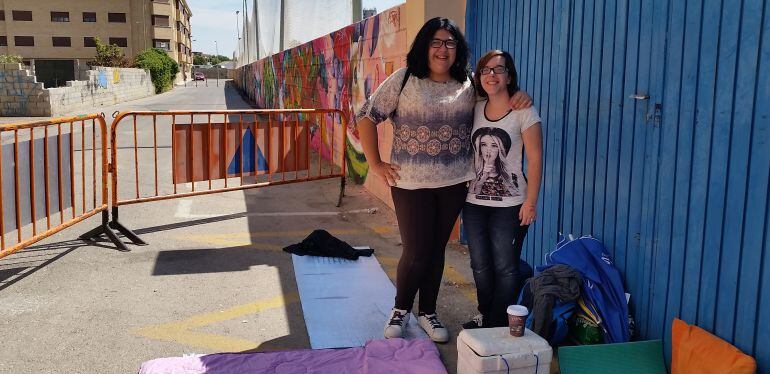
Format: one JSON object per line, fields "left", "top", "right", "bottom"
{"left": 192, "top": 38, "right": 198, "bottom": 87}
{"left": 215, "top": 40, "right": 220, "bottom": 87}
{"left": 236, "top": 11, "right": 241, "bottom": 64}
{"left": 243, "top": 0, "right": 249, "bottom": 64}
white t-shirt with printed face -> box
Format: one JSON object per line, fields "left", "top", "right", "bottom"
{"left": 466, "top": 101, "right": 541, "bottom": 207}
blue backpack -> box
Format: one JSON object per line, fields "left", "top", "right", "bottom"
{"left": 545, "top": 235, "right": 630, "bottom": 343}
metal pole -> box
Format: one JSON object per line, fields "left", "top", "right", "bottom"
{"left": 243, "top": 0, "right": 249, "bottom": 64}
{"left": 215, "top": 40, "right": 220, "bottom": 87}
{"left": 143, "top": 0, "right": 148, "bottom": 51}
{"left": 279, "top": 0, "right": 284, "bottom": 52}
{"left": 352, "top": 0, "right": 362, "bottom": 22}
{"left": 253, "top": 0, "right": 259, "bottom": 60}
{"left": 236, "top": 10, "right": 241, "bottom": 65}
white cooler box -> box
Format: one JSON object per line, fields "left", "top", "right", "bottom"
{"left": 457, "top": 327, "right": 552, "bottom": 374}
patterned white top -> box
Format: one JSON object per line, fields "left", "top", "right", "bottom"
{"left": 357, "top": 68, "right": 476, "bottom": 189}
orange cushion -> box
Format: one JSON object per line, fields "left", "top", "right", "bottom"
{"left": 671, "top": 318, "right": 756, "bottom": 374}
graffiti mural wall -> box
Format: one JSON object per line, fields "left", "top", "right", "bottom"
{"left": 233, "top": 5, "right": 407, "bottom": 186}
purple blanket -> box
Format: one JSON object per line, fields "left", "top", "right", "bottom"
{"left": 138, "top": 338, "right": 446, "bottom": 374}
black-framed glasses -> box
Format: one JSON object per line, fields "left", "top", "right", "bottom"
{"left": 480, "top": 65, "right": 508, "bottom": 75}
{"left": 430, "top": 38, "right": 458, "bottom": 49}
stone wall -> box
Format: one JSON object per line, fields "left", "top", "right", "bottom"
{"left": 48, "top": 67, "right": 155, "bottom": 117}
{"left": 0, "top": 63, "right": 50, "bottom": 116}
{"left": 0, "top": 64, "right": 155, "bottom": 117}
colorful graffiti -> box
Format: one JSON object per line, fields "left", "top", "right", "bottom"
{"left": 233, "top": 5, "right": 407, "bottom": 183}
{"left": 97, "top": 71, "right": 109, "bottom": 88}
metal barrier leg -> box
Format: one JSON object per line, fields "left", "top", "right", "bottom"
{"left": 109, "top": 207, "right": 147, "bottom": 246}
{"left": 79, "top": 210, "right": 130, "bottom": 252}
{"left": 336, "top": 176, "right": 346, "bottom": 207}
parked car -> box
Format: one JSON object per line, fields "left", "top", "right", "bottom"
{"left": 194, "top": 72, "right": 205, "bottom": 81}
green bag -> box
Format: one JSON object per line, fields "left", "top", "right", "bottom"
{"left": 569, "top": 298, "right": 603, "bottom": 345}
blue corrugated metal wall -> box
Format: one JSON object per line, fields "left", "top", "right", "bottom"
{"left": 465, "top": 0, "right": 770, "bottom": 370}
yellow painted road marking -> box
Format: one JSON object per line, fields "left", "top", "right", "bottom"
{"left": 443, "top": 265, "right": 477, "bottom": 303}
{"left": 135, "top": 293, "right": 299, "bottom": 352}
{"left": 371, "top": 225, "right": 394, "bottom": 234}
{"left": 137, "top": 242, "right": 475, "bottom": 352}
{"left": 192, "top": 227, "right": 392, "bottom": 239}
{"left": 176, "top": 236, "right": 284, "bottom": 250}
{"left": 164, "top": 226, "right": 477, "bottom": 350}
{"left": 177, "top": 227, "right": 394, "bottom": 250}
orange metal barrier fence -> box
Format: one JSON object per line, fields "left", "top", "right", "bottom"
{"left": 0, "top": 114, "right": 123, "bottom": 259}
{"left": 0, "top": 109, "right": 348, "bottom": 256}
{"left": 103, "top": 109, "right": 348, "bottom": 248}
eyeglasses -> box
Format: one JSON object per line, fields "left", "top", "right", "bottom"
{"left": 480, "top": 65, "right": 508, "bottom": 75}
{"left": 430, "top": 38, "right": 458, "bottom": 49}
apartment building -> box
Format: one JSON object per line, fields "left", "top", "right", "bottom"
{"left": 0, "top": 0, "right": 193, "bottom": 88}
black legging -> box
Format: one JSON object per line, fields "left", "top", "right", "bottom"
{"left": 391, "top": 182, "right": 468, "bottom": 314}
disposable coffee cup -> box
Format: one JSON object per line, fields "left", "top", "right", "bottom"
{"left": 507, "top": 305, "right": 528, "bottom": 337}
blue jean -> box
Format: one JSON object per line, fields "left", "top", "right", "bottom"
{"left": 462, "top": 202, "right": 529, "bottom": 327}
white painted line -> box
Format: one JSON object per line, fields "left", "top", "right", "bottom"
{"left": 174, "top": 199, "right": 378, "bottom": 219}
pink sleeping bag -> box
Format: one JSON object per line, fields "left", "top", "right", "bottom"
{"left": 138, "top": 338, "right": 446, "bottom": 374}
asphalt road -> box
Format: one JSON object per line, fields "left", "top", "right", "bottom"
{"left": 0, "top": 80, "right": 484, "bottom": 373}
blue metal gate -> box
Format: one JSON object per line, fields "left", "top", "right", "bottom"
{"left": 465, "top": 0, "right": 769, "bottom": 369}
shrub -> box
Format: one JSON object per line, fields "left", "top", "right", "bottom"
{"left": 0, "top": 55, "right": 23, "bottom": 63}
{"left": 135, "top": 48, "right": 179, "bottom": 93}
{"left": 92, "top": 37, "right": 130, "bottom": 67}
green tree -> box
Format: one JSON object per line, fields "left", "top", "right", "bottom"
{"left": 193, "top": 55, "right": 207, "bottom": 65}
{"left": 135, "top": 48, "right": 179, "bottom": 93}
{"left": 0, "top": 55, "right": 22, "bottom": 63}
{"left": 191, "top": 54, "right": 231, "bottom": 66}
{"left": 92, "top": 37, "right": 130, "bottom": 67}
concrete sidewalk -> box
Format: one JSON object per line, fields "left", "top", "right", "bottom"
{"left": 0, "top": 182, "right": 480, "bottom": 373}
{"left": 0, "top": 81, "right": 480, "bottom": 373}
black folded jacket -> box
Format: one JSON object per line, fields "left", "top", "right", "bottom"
{"left": 283, "top": 229, "right": 374, "bottom": 260}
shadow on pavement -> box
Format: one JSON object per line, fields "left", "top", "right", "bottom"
{"left": 0, "top": 239, "right": 106, "bottom": 291}
{"left": 227, "top": 82, "right": 310, "bottom": 351}
{"left": 152, "top": 246, "right": 283, "bottom": 275}
{"left": 132, "top": 213, "right": 248, "bottom": 236}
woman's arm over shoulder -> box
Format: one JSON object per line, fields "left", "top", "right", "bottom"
{"left": 509, "top": 90, "right": 533, "bottom": 110}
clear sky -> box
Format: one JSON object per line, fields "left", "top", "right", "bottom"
{"left": 188, "top": 0, "right": 405, "bottom": 56}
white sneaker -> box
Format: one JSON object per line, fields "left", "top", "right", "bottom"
{"left": 384, "top": 308, "right": 410, "bottom": 339}
{"left": 417, "top": 312, "right": 449, "bottom": 343}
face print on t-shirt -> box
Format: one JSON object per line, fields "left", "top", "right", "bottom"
{"left": 469, "top": 127, "right": 521, "bottom": 200}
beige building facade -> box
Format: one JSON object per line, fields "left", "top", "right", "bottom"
{"left": 0, "top": 0, "right": 193, "bottom": 88}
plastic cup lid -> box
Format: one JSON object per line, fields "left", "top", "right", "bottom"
{"left": 507, "top": 305, "right": 528, "bottom": 316}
